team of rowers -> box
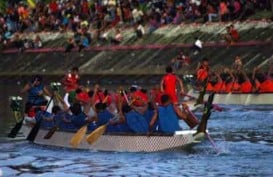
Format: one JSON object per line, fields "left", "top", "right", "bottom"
{"left": 196, "top": 58, "right": 273, "bottom": 93}
{"left": 20, "top": 66, "right": 199, "bottom": 134}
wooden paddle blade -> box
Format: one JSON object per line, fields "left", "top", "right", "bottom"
{"left": 43, "top": 126, "right": 58, "bottom": 139}
{"left": 86, "top": 124, "right": 107, "bottom": 145}
{"left": 70, "top": 125, "right": 87, "bottom": 148}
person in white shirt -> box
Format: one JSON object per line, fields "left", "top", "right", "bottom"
{"left": 192, "top": 37, "right": 202, "bottom": 55}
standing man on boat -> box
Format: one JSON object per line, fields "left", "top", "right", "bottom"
{"left": 160, "top": 66, "right": 185, "bottom": 104}
{"left": 62, "top": 67, "right": 80, "bottom": 105}
{"left": 21, "top": 75, "right": 52, "bottom": 107}
{"left": 196, "top": 58, "right": 210, "bottom": 88}
{"left": 21, "top": 75, "right": 52, "bottom": 121}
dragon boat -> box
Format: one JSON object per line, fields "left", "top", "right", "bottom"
{"left": 8, "top": 92, "right": 214, "bottom": 152}
{"left": 187, "top": 89, "right": 273, "bottom": 105}
{"left": 20, "top": 125, "right": 204, "bottom": 152}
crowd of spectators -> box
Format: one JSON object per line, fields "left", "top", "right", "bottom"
{"left": 0, "top": 0, "right": 271, "bottom": 50}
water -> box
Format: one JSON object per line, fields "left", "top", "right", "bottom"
{"left": 1, "top": 84, "right": 273, "bottom": 176}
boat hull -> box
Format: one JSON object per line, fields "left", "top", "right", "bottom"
{"left": 187, "top": 90, "right": 273, "bottom": 105}
{"left": 21, "top": 125, "right": 201, "bottom": 152}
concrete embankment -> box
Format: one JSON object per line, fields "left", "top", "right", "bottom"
{"left": 1, "top": 21, "right": 273, "bottom": 78}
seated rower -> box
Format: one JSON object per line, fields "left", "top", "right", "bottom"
{"left": 93, "top": 102, "right": 130, "bottom": 133}
{"left": 70, "top": 103, "right": 95, "bottom": 129}
{"left": 239, "top": 71, "right": 252, "bottom": 93}
{"left": 149, "top": 94, "right": 199, "bottom": 134}
{"left": 121, "top": 104, "right": 149, "bottom": 133}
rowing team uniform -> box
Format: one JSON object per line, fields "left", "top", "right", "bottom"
{"left": 206, "top": 79, "right": 273, "bottom": 93}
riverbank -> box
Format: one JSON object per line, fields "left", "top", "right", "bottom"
{"left": 1, "top": 20, "right": 273, "bottom": 76}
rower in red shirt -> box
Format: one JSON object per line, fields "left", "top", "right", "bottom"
{"left": 196, "top": 58, "right": 209, "bottom": 88}
{"left": 160, "top": 66, "right": 185, "bottom": 104}
{"left": 62, "top": 67, "right": 80, "bottom": 93}
{"left": 129, "top": 86, "right": 149, "bottom": 107}
{"left": 259, "top": 79, "right": 273, "bottom": 93}
{"left": 150, "top": 85, "right": 164, "bottom": 105}
{"left": 239, "top": 71, "right": 252, "bottom": 93}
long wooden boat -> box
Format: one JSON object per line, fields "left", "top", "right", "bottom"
{"left": 187, "top": 89, "right": 273, "bottom": 105}
{"left": 20, "top": 124, "right": 204, "bottom": 152}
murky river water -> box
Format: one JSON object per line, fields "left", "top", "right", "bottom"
{"left": 0, "top": 82, "right": 273, "bottom": 177}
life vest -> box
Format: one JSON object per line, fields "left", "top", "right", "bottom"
{"left": 214, "top": 81, "right": 224, "bottom": 93}
{"left": 206, "top": 82, "right": 214, "bottom": 92}
{"left": 225, "top": 82, "right": 234, "bottom": 93}
{"left": 197, "top": 68, "right": 208, "bottom": 82}
{"left": 259, "top": 80, "right": 273, "bottom": 93}
{"left": 232, "top": 82, "right": 240, "bottom": 92}
{"left": 158, "top": 104, "right": 181, "bottom": 133}
{"left": 64, "top": 73, "right": 79, "bottom": 92}
{"left": 240, "top": 80, "right": 252, "bottom": 93}
{"left": 27, "top": 84, "right": 47, "bottom": 106}
{"left": 125, "top": 111, "right": 149, "bottom": 133}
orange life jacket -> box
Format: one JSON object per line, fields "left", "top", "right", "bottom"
{"left": 225, "top": 82, "right": 234, "bottom": 93}
{"left": 240, "top": 80, "right": 252, "bottom": 93}
{"left": 259, "top": 80, "right": 273, "bottom": 93}
{"left": 206, "top": 82, "right": 214, "bottom": 92}
{"left": 232, "top": 82, "right": 240, "bottom": 92}
{"left": 214, "top": 81, "right": 224, "bottom": 93}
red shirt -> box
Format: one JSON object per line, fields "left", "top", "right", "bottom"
{"left": 162, "top": 73, "right": 177, "bottom": 95}
{"left": 197, "top": 68, "right": 208, "bottom": 82}
{"left": 131, "top": 90, "right": 148, "bottom": 106}
{"left": 150, "top": 89, "right": 163, "bottom": 105}
{"left": 230, "top": 29, "right": 239, "bottom": 41}
{"left": 63, "top": 73, "right": 79, "bottom": 92}
{"left": 49, "top": 2, "right": 58, "bottom": 13}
